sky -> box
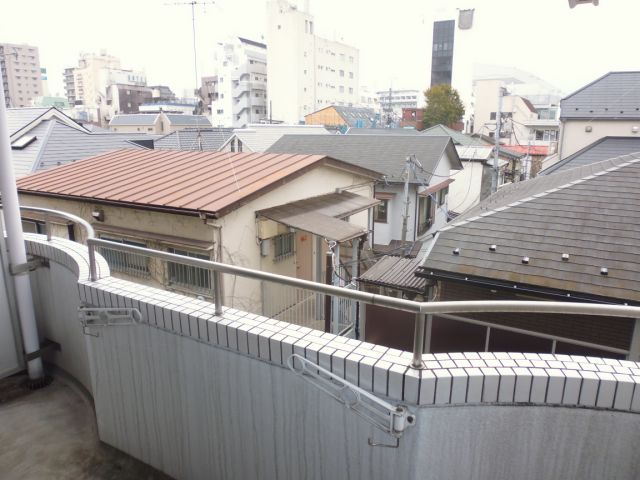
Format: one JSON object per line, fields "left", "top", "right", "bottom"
{"left": 1, "top": 0, "right": 638, "bottom": 99}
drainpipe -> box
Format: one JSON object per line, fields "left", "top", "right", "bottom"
{"left": 0, "top": 87, "right": 44, "bottom": 381}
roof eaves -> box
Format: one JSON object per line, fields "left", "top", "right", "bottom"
{"left": 29, "top": 120, "right": 57, "bottom": 174}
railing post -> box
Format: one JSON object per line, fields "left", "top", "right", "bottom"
{"left": 88, "top": 241, "right": 97, "bottom": 282}
{"left": 44, "top": 213, "right": 51, "bottom": 241}
{"left": 411, "top": 313, "right": 426, "bottom": 369}
{"left": 213, "top": 270, "right": 223, "bottom": 316}
{"left": 628, "top": 318, "right": 640, "bottom": 362}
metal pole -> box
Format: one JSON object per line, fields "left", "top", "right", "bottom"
{"left": 400, "top": 156, "right": 411, "bottom": 246}
{"left": 0, "top": 86, "right": 44, "bottom": 381}
{"left": 213, "top": 270, "right": 223, "bottom": 316}
{"left": 628, "top": 319, "right": 640, "bottom": 361}
{"left": 411, "top": 313, "right": 426, "bottom": 368}
{"left": 88, "top": 244, "right": 97, "bottom": 282}
{"left": 491, "top": 87, "right": 504, "bottom": 193}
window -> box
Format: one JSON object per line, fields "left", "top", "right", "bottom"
{"left": 373, "top": 200, "right": 388, "bottom": 223}
{"left": 339, "top": 70, "right": 344, "bottom": 77}
{"left": 216, "top": 109, "right": 223, "bottom": 114}
{"left": 339, "top": 86, "right": 344, "bottom": 93}
{"left": 237, "top": 139, "right": 243, "bottom": 152}
{"left": 349, "top": 72, "right": 354, "bottom": 79}
{"left": 349, "top": 56, "right": 354, "bottom": 63}
{"left": 99, "top": 236, "right": 149, "bottom": 277}
{"left": 167, "top": 248, "right": 210, "bottom": 291}
{"left": 490, "top": 112, "right": 496, "bottom": 120}
{"left": 349, "top": 87, "right": 353, "bottom": 94}
{"left": 230, "top": 138, "right": 236, "bottom": 152}
{"left": 438, "top": 187, "right": 448, "bottom": 206}
{"left": 273, "top": 232, "right": 294, "bottom": 261}
{"left": 418, "top": 195, "right": 435, "bottom": 235}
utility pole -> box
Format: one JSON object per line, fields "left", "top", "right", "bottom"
{"left": 491, "top": 87, "right": 505, "bottom": 193}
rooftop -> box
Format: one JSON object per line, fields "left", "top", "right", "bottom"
{"left": 223, "top": 124, "right": 329, "bottom": 152}
{"left": 16, "top": 149, "right": 379, "bottom": 217}
{"left": 266, "top": 134, "right": 461, "bottom": 183}
{"left": 560, "top": 71, "right": 640, "bottom": 120}
{"left": 420, "top": 153, "right": 640, "bottom": 303}
{"left": 109, "top": 114, "right": 159, "bottom": 126}
{"left": 154, "top": 127, "right": 234, "bottom": 151}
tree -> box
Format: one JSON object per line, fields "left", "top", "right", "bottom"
{"left": 423, "top": 84, "right": 465, "bottom": 129}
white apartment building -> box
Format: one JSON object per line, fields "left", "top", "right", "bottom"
{"left": 376, "top": 89, "right": 420, "bottom": 117}
{"left": 211, "top": 37, "right": 267, "bottom": 128}
{"left": 0, "top": 42, "right": 43, "bottom": 108}
{"left": 266, "top": 0, "right": 360, "bottom": 124}
{"left": 64, "top": 51, "right": 146, "bottom": 124}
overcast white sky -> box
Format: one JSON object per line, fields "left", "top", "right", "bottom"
{"left": 2, "top": 0, "right": 637, "bottom": 98}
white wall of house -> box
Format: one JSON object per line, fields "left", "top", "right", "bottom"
{"left": 266, "top": 0, "right": 360, "bottom": 124}
{"left": 448, "top": 160, "right": 484, "bottom": 214}
{"left": 559, "top": 120, "right": 640, "bottom": 159}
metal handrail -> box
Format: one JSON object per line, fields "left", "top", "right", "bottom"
{"left": 9, "top": 205, "right": 640, "bottom": 368}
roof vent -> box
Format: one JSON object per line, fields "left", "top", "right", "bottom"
{"left": 600, "top": 267, "right": 608, "bottom": 276}
{"left": 561, "top": 253, "right": 570, "bottom": 261}
{"left": 585, "top": 125, "right": 592, "bottom": 132}
{"left": 489, "top": 244, "right": 497, "bottom": 252}
{"left": 522, "top": 256, "right": 530, "bottom": 265}
{"left": 632, "top": 126, "right": 639, "bottom": 134}
{"left": 453, "top": 248, "right": 460, "bottom": 255}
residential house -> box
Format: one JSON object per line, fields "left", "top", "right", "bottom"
{"left": 17, "top": 148, "right": 380, "bottom": 330}
{"left": 219, "top": 124, "right": 329, "bottom": 153}
{"left": 108, "top": 112, "right": 211, "bottom": 134}
{"left": 305, "top": 105, "right": 377, "bottom": 131}
{"left": 7, "top": 106, "right": 86, "bottom": 140}
{"left": 266, "top": 134, "right": 462, "bottom": 247}
{"left": 416, "top": 153, "right": 640, "bottom": 358}
{"left": 559, "top": 71, "right": 640, "bottom": 159}
{"left": 154, "top": 128, "right": 234, "bottom": 151}
{"left": 10, "top": 120, "right": 150, "bottom": 179}
{"left": 541, "top": 136, "right": 640, "bottom": 175}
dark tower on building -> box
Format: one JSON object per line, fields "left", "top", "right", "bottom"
{"left": 430, "top": 19, "right": 455, "bottom": 86}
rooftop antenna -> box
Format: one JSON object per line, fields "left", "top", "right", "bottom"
{"left": 165, "top": 0, "right": 215, "bottom": 150}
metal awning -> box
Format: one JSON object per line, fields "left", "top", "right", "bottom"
{"left": 357, "top": 255, "right": 427, "bottom": 294}
{"left": 257, "top": 191, "right": 379, "bottom": 243}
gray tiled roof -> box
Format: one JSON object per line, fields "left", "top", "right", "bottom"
{"left": 109, "top": 114, "right": 159, "bottom": 126}
{"left": 419, "top": 153, "right": 640, "bottom": 303}
{"left": 332, "top": 106, "right": 377, "bottom": 128}
{"left": 540, "top": 136, "right": 640, "bottom": 175}
{"left": 7, "top": 107, "right": 50, "bottom": 135}
{"left": 11, "top": 120, "right": 151, "bottom": 176}
{"left": 421, "top": 124, "right": 485, "bottom": 147}
{"left": 154, "top": 128, "right": 234, "bottom": 151}
{"left": 266, "top": 134, "right": 461, "bottom": 182}
{"left": 165, "top": 114, "right": 211, "bottom": 127}
{"left": 560, "top": 72, "right": 640, "bottom": 120}
{"left": 346, "top": 128, "right": 419, "bottom": 135}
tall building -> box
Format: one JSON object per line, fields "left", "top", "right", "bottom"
{"left": 0, "top": 42, "right": 43, "bottom": 107}
{"left": 430, "top": 20, "right": 455, "bottom": 86}
{"left": 210, "top": 37, "right": 268, "bottom": 128}
{"left": 266, "top": 0, "right": 360, "bottom": 124}
{"left": 63, "top": 51, "right": 146, "bottom": 124}
{"left": 376, "top": 89, "right": 420, "bottom": 118}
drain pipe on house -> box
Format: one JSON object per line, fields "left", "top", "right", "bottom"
{"left": 0, "top": 88, "right": 45, "bottom": 384}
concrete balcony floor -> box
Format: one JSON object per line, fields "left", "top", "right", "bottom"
{"left": 0, "top": 373, "right": 171, "bottom": 480}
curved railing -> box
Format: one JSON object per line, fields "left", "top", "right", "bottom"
{"left": 10, "top": 205, "right": 640, "bottom": 368}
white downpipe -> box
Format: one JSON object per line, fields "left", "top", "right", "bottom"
{"left": 0, "top": 88, "right": 43, "bottom": 380}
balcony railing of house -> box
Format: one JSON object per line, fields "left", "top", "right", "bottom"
{"left": 11, "top": 205, "right": 640, "bottom": 365}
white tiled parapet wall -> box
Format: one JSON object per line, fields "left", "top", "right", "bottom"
{"left": 24, "top": 233, "right": 640, "bottom": 411}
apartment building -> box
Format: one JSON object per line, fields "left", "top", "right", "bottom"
{"left": 0, "top": 42, "right": 43, "bottom": 108}
{"left": 376, "top": 89, "right": 420, "bottom": 118}
{"left": 211, "top": 37, "right": 267, "bottom": 128}
{"left": 64, "top": 51, "right": 146, "bottom": 124}
{"left": 266, "top": 0, "right": 360, "bottom": 124}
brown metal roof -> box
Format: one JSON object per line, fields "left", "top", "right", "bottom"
{"left": 257, "top": 191, "right": 379, "bottom": 242}
{"left": 357, "top": 255, "right": 427, "bottom": 294}
{"left": 17, "top": 149, "right": 378, "bottom": 217}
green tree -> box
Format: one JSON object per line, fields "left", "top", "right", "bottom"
{"left": 423, "top": 84, "right": 465, "bottom": 129}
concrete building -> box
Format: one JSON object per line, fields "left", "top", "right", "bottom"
{"left": 210, "top": 37, "right": 268, "bottom": 128}
{"left": 266, "top": 0, "right": 360, "bottom": 124}
{"left": 109, "top": 112, "right": 211, "bottom": 134}
{"left": 106, "top": 84, "right": 153, "bottom": 117}
{"left": 0, "top": 43, "right": 43, "bottom": 108}
{"left": 64, "top": 51, "right": 146, "bottom": 124}
{"left": 376, "top": 89, "right": 420, "bottom": 122}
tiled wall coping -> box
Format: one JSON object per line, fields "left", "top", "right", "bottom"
{"left": 25, "top": 234, "right": 640, "bottom": 411}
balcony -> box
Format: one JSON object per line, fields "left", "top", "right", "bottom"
{"left": 2, "top": 207, "right": 640, "bottom": 479}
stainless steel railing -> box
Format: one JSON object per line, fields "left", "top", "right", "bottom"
{"left": 10, "top": 205, "right": 640, "bottom": 368}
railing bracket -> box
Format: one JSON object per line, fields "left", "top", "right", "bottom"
{"left": 24, "top": 338, "right": 61, "bottom": 362}
{"left": 287, "top": 354, "right": 416, "bottom": 448}
{"left": 9, "top": 257, "right": 48, "bottom": 276}
{"left": 78, "top": 307, "right": 143, "bottom": 337}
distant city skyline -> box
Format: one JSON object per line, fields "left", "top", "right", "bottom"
{"left": 2, "top": 0, "right": 636, "bottom": 101}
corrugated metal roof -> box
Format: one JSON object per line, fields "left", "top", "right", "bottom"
{"left": 257, "top": 191, "right": 378, "bottom": 242}
{"left": 165, "top": 114, "right": 212, "bottom": 127}
{"left": 266, "top": 134, "right": 461, "bottom": 183}
{"left": 560, "top": 71, "right": 640, "bottom": 120}
{"left": 154, "top": 128, "right": 234, "bottom": 151}
{"left": 109, "top": 114, "right": 159, "bottom": 126}
{"left": 541, "top": 137, "right": 640, "bottom": 175}
{"left": 358, "top": 256, "right": 427, "bottom": 293}
{"left": 420, "top": 152, "right": 640, "bottom": 303}
{"left": 17, "top": 149, "right": 376, "bottom": 217}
